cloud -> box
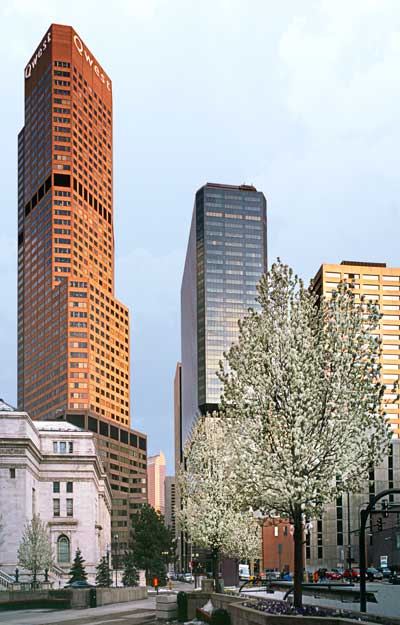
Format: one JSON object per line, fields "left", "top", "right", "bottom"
{"left": 279, "top": 0, "right": 400, "bottom": 137}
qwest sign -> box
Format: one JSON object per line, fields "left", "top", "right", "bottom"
{"left": 24, "top": 30, "right": 51, "bottom": 79}
{"left": 73, "top": 34, "right": 111, "bottom": 92}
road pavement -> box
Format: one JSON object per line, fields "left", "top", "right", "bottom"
{"left": 0, "top": 596, "right": 156, "bottom": 625}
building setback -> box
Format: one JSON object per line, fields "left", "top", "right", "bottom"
{"left": 180, "top": 183, "right": 267, "bottom": 445}
{"left": 18, "top": 24, "right": 147, "bottom": 552}
{"left": 0, "top": 400, "right": 111, "bottom": 585}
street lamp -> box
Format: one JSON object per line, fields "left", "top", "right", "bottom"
{"left": 113, "top": 534, "right": 119, "bottom": 587}
{"left": 193, "top": 552, "right": 200, "bottom": 588}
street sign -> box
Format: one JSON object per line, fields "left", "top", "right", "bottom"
{"left": 380, "top": 555, "right": 388, "bottom": 567}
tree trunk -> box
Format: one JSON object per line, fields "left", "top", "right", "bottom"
{"left": 293, "top": 505, "right": 304, "bottom": 609}
{"left": 212, "top": 548, "right": 220, "bottom": 592}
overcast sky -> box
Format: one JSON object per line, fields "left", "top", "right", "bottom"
{"left": 1, "top": 0, "right": 400, "bottom": 473}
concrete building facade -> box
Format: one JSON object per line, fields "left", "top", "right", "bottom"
{"left": 305, "top": 441, "right": 400, "bottom": 571}
{"left": 0, "top": 400, "right": 111, "bottom": 584}
{"left": 164, "top": 476, "right": 176, "bottom": 536}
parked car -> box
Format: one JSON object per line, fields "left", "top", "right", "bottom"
{"left": 378, "top": 566, "right": 391, "bottom": 579}
{"left": 326, "top": 569, "right": 342, "bottom": 581}
{"left": 264, "top": 569, "right": 281, "bottom": 581}
{"left": 239, "top": 563, "right": 250, "bottom": 580}
{"left": 389, "top": 570, "right": 400, "bottom": 585}
{"left": 366, "top": 567, "right": 383, "bottom": 581}
{"left": 343, "top": 568, "right": 362, "bottom": 581}
{"left": 183, "top": 573, "right": 194, "bottom": 583}
{"left": 67, "top": 580, "right": 94, "bottom": 588}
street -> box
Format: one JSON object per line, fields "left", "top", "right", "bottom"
{"left": 0, "top": 598, "right": 156, "bottom": 625}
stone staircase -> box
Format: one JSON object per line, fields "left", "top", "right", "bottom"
{"left": 0, "top": 569, "right": 15, "bottom": 590}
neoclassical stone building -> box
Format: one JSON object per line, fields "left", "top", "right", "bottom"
{"left": 0, "top": 400, "right": 111, "bottom": 584}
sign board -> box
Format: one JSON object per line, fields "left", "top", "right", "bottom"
{"left": 380, "top": 555, "right": 388, "bottom": 567}
{"left": 138, "top": 570, "right": 146, "bottom": 587}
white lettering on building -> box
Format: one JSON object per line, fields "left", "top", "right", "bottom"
{"left": 25, "top": 30, "right": 51, "bottom": 79}
{"left": 73, "top": 34, "right": 111, "bottom": 91}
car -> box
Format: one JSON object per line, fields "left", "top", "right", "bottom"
{"left": 183, "top": 573, "right": 194, "bottom": 583}
{"left": 343, "top": 568, "right": 362, "bottom": 581}
{"left": 366, "top": 567, "right": 383, "bottom": 581}
{"left": 389, "top": 570, "right": 400, "bottom": 585}
{"left": 264, "top": 569, "right": 281, "bottom": 581}
{"left": 326, "top": 569, "right": 342, "bottom": 581}
{"left": 378, "top": 566, "right": 391, "bottom": 579}
{"left": 67, "top": 580, "right": 94, "bottom": 588}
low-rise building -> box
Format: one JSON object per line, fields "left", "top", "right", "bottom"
{"left": 0, "top": 400, "right": 111, "bottom": 585}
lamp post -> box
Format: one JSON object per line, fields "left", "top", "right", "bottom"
{"left": 193, "top": 552, "right": 199, "bottom": 588}
{"left": 347, "top": 491, "right": 352, "bottom": 577}
{"left": 162, "top": 550, "right": 169, "bottom": 582}
{"left": 113, "top": 534, "right": 119, "bottom": 587}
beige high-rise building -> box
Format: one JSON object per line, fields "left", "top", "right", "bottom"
{"left": 307, "top": 261, "right": 400, "bottom": 571}
{"left": 314, "top": 260, "right": 400, "bottom": 439}
{"left": 147, "top": 451, "right": 166, "bottom": 514}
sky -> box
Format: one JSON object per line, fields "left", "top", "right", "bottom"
{"left": 1, "top": 0, "right": 400, "bottom": 474}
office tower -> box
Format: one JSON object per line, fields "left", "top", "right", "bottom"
{"left": 18, "top": 24, "right": 147, "bottom": 551}
{"left": 314, "top": 261, "right": 400, "bottom": 438}
{"left": 310, "top": 261, "right": 400, "bottom": 570}
{"left": 181, "top": 183, "right": 267, "bottom": 445}
{"left": 18, "top": 24, "right": 128, "bottom": 422}
{"left": 164, "top": 476, "right": 176, "bottom": 535}
{"left": 147, "top": 451, "right": 166, "bottom": 514}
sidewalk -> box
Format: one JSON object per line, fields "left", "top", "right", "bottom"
{"left": 0, "top": 596, "right": 156, "bottom": 625}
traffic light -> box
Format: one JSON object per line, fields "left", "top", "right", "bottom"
{"left": 382, "top": 499, "right": 389, "bottom": 518}
{"left": 377, "top": 517, "right": 383, "bottom": 532}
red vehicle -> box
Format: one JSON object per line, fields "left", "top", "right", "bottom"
{"left": 325, "top": 570, "right": 342, "bottom": 581}
{"left": 343, "top": 568, "right": 364, "bottom": 581}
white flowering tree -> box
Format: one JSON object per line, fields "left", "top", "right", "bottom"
{"left": 219, "top": 260, "right": 391, "bottom": 607}
{"left": 178, "top": 414, "right": 261, "bottom": 590}
{"left": 18, "top": 514, "right": 53, "bottom": 584}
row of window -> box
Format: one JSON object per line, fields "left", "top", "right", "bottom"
{"left": 53, "top": 498, "right": 73, "bottom": 517}
{"left": 52, "top": 441, "right": 73, "bottom": 454}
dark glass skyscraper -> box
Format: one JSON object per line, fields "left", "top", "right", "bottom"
{"left": 181, "top": 183, "right": 267, "bottom": 444}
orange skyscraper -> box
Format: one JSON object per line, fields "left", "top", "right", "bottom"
{"left": 18, "top": 25, "right": 147, "bottom": 552}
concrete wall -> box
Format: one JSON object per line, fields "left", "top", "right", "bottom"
{"left": 0, "top": 589, "right": 72, "bottom": 608}
{"left": 185, "top": 592, "right": 399, "bottom": 625}
{"left": 96, "top": 586, "right": 147, "bottom": 606}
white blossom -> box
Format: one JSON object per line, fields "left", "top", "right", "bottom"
{"left": 218, "top": 260, "right": 391, "bottom": 606}
{"left": 17, "top": 514, "right": 53, "bottom": 581}
{"left": 178, "top": 414, "right": 261, "bottom": 564}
